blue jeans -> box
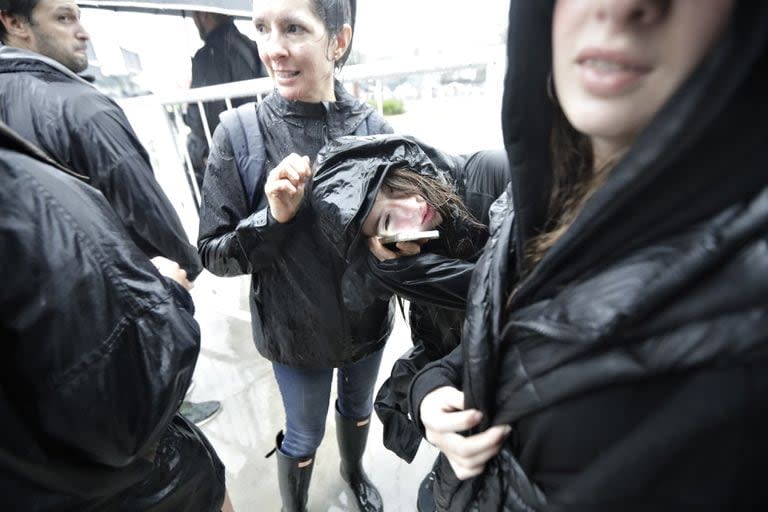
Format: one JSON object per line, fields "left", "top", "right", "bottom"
{"left": 272, "top": 348, "right": 385, "bottom": 458}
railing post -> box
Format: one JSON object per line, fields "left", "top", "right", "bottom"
{"left": 375, "top": 78, "right": 384, "bottom": 115}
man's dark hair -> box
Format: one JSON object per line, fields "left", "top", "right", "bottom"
{"left": 0, "top": 0, "right": 38, "bottom": 43}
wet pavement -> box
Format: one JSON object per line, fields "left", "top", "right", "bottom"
{"left": 188, "top": 271, "right": 438, "bottom": 511}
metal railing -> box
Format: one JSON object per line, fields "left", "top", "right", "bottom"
{"left": 118, "top": 49, "right": 505, "bottom": 241}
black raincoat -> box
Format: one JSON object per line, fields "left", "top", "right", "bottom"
{"left": 0, "top": 123, "right": 224, "bottom": 511}
{"left": 409, "top": 2, "right": 768, "bottom": 510}
{"left": 312, "top": 134, "right": 509, "bottom": 462}
{"left": 0, "top": 48, "right": 202, "bottom": 278}
{"left": 185, "top": 19, "right": 265, "bottom": 185}
{"left": 198, "top": 83, "right": 394, "bottom": 367}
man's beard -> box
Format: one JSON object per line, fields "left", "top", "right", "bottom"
{"left": 31, "top": 28, "right": 88, "bottom": 73}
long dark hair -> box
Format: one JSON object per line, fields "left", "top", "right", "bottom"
{"left": 381, "top": 167, "right": 487, "bottom": 260}
{"left": 522, "top": 88, "right": 614, "bottom": 273}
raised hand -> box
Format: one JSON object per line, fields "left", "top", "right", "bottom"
{"left": 265, "top": 153, "right": 313, "bottom": 223}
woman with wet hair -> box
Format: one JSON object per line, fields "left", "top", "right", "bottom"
{"left": 197, "top": 1, "right": 391, "bottom": 510}
{"left": 312, "top": 134, "right": 509, "bottom": 509}
{"left": 408, "top": 0, "right": 768, "bottom": 510}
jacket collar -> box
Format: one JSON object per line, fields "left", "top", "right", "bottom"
{"left": 0, "top": 46, "right": 94, "bottom": 87}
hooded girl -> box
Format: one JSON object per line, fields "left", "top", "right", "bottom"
{"left": 409, "top": 1, "right": 768, "bottom": 510}
{"left": 311, "top": 134, "right": 509, "bottom": 465}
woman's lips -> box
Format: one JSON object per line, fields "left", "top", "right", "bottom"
{"left": 272, "top": 70, "right": 300, "bottom": 83}
{"left": 576, "top": 48, "right": 652, "bottom": 96}
{"left": 421, "top": 206, "right": 433, "bottom": 227}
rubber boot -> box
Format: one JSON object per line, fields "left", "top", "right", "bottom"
{"left": 416, "top": 468, "right": 436, "bottom": 512}
{"left": 274, "top": 432, "right": 314, "bottom": 512}
{"left": 335, "top": 406, "right": 384, "bottom": 512}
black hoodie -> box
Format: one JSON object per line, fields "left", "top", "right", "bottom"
{"left": 409, "top": 2, "right": 768, "bottom": 510}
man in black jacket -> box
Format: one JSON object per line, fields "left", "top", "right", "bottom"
{"left": 185, "top": 11, "right": 265, "bottom": 187}
{"left": 0, "top": 120, "right": 232, "bottom": 511}
{"left": 0, "top": 0, "right": 220, "bottom": 425}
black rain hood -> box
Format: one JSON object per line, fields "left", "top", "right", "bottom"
{"left": 407, "top": 3, "right": 768, "bottom": 509}
{"left": 311, "top": 134, "right": 452, "bottom": 264}
{"left": 505, "top": 1, "right": 768, "bottom": 305}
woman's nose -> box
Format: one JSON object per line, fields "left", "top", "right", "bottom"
{"left": 392, "top": 203, "right": 422, "bottom": 229}
{"left": 595, "top": 0, "right": 668, "bottom": 30}
{"left": 261, "top": 32, "right": 289, "bottom": 60}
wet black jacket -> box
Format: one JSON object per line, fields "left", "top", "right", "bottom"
{"left": 185, "top": 20, "right": 265, "bottom": 183}
{"left": 0, "top": 48, "right": 202, "bottom": 279}
{"left": 198, "top": 84, "right": 394, "bottom": 367}
{"left": 312, "top": 135, "right": 509, "bottom": 461}
{"left": 409, "top": 2, "right": 768, "bottom": 510}
{"left": 0, "top": 123, "right": 224, "bottom": 511}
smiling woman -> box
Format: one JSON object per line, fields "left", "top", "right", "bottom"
{"left": 197, "top": 1, "right": 396, "bottom": 510}
{"left": 252, "top": 0, "right": 351, "bottom": 103}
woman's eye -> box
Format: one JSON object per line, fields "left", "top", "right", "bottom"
{"left": 383, "top": 214, "right": 390, "bottom": 232}
{"left": 254, "top": 23, "right": 266, "bottom": 34}
{"left": 287, "top": 24, "right": 304, "bottom": 34}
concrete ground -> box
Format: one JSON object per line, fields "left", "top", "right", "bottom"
{"left": 188, "top": 271, "right": 438, "bottom": 512}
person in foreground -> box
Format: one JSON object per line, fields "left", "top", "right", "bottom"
{"left": 0, "top": 0, "right": 222, "bottom": 425}
{"left": 410, "top": 1, "right": 768, "bottom": 510}
{"left": 197, "top": 1, "right": 391, "bottom": 510}
{"left": 0, "top": 121, "right": 233, "bottom": 511}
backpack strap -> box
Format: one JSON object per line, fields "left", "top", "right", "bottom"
{"left": 353, "top": 113, "right": 386, "bottom": 136}
{"left": 218, "top": 103, "right": 266, "bottom": 210}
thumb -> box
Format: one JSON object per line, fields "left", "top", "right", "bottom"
{"left": 435, "top": 386, "right": 466, "bottom": 411}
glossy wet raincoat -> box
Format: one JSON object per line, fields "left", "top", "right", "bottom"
{"left": 0, "top": 123, "right": 225, "bottom": 511}
{"left": 408, "top": 2, "right": 768, "bottom": 510}
{"left": 312, "top": 134, "right": 509, "bottom": 462}
{"left": 198, "top": 83, "right": 394, "bottom": 367}
{"left": 0, "top": 47, "right": 202, "bottom": 279}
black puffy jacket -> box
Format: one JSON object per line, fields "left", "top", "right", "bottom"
{"left": 198, "top": 83, "right": 394, "bottom": 367}
{"left": 409, "top": 2, "right": 768, "bottom": 510}
{"left": 0, "top": 48, "right": 202, "bottom": 279}
{"left": 0, "top": 123, "right": 224, "bottom": 511}
{"left": 312, "top": 135, "right": 509, "bottom": 461}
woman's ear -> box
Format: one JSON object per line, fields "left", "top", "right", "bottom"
{"left": 332, "top": 23, "right": 353, "bottom": 62}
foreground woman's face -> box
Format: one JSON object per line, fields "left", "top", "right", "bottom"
{"left": 362, "top": 189, "right": 443, "bottom": 238}
{"left": 552, "top": 0, "right": 734, "bottom": 163}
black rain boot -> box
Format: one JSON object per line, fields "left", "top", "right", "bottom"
{"left": 273, "top": 432, "right": 314, "bottom": 512}
{"left": 335, "top": 405, "right": 384, "bottom": 512}
{"left": 416, "top": 468, "right": 436, "bottom": 512}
